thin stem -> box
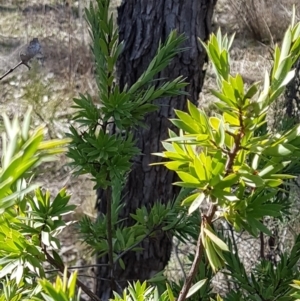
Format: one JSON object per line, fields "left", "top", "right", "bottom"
{"left": 228, "top": 222, "right": 239, "bottom": 290}
{"left": 0, "top": 61, "right": 30, "bottom": 81}
{"left": 228, "top": 222, "right": 239, "bottom": 256}
{"left": 106, "top": 186, "right": 116, "bottom": 292}
{"left": 178, "top": 106, "right": 245, "bottom": 301}
{"left": 177, "top": 219, "right": 204, "bottom": 301}
{"left": 44, "top": 248, "right": 102, "bottom": 301}
{"left": 177, "top": 205, "right": 217, "bottom": 301}
{"left": 45, "top": 263, "right": 109, "bottom": 273}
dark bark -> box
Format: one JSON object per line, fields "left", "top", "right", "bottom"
{"left": 285, "top": 58, "right": 300, "bottom": 119}
{"left": 96, "top": 0, "right": 216, "bottom": 299}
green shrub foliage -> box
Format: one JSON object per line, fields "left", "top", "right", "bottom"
{"left": 1, "top": 1, "right": 300, "bottom": 301}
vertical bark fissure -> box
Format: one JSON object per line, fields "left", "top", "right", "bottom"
{"left": 96, "top": 0, "right": 216, "bottom": 298}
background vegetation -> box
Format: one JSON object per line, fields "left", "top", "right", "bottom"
{"left": 1, "top": 0, "right": 300, "bottom": 300}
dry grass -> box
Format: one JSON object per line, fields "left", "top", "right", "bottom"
{"left": 226, "top": 0, "right": 300, "bottom": 43}
{"left": 0, "top": 2, "right": 98, "bottom": 296}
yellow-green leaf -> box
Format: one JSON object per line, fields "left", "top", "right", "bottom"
{"left": 203, "top": 227, "right": 229, "bottom": 251}
{"left": 188, "top": 192, "right": 205, "bottom": 215}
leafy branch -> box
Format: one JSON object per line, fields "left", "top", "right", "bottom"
{"left": 68, "top": 0, "right": 189, "bottom": 295}
{"left": 156, "top": 11, "right": 300, "bottom": 300}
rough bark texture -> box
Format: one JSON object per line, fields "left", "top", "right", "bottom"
{"left": 96, "top": 0, "right": 216, "bottom": 299}
{"left": 285, "top": 58, "right": 300, "bottom": 119}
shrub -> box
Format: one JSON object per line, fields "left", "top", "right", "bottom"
{"left": 1, "top": 1, "right": 300, "bottom": 301}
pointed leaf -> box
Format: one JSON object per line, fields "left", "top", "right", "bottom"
{"left": 186, "top": 279, "right": 207, "bottom": 298}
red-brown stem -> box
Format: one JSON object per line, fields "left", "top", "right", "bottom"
{"left": 177, "top": 107, "right": 245, "bottom": 300}
{"left": 177, "top": 205, "right": 217, "bottom": 301}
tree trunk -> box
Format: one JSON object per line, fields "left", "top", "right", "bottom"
{"left": 285, "top": 58, "right": 300, "bottom": 119}
{"left": 96, "top": 0, "right": 216, "bottom": 299}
